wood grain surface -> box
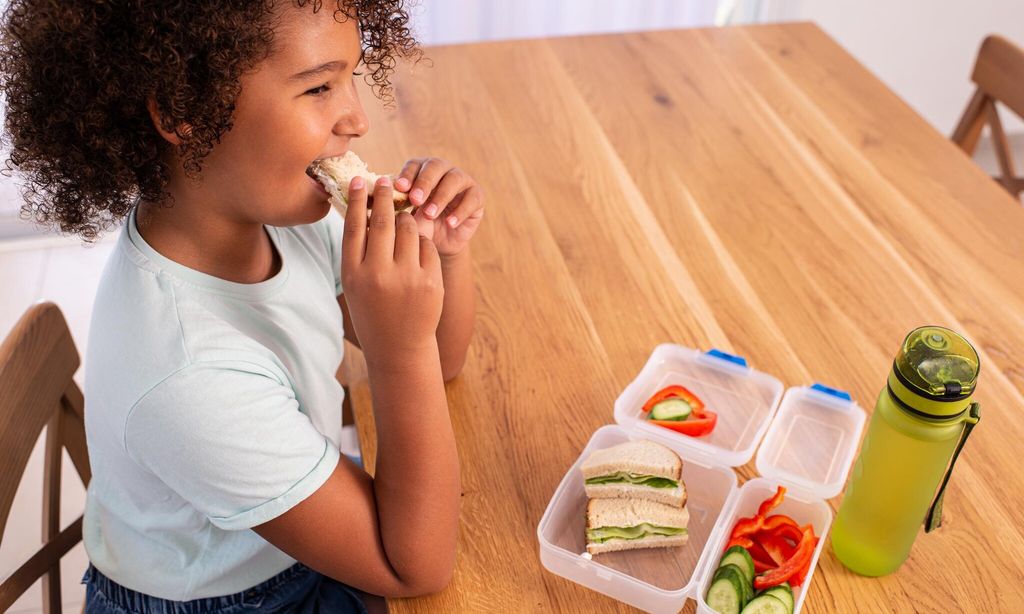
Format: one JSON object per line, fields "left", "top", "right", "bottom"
{"left": 341, "top": 22, "right": 1024, "bottom": 613}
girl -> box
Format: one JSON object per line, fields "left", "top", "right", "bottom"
{"left": 1, "top": 1, "right": 482, "bottom": 612}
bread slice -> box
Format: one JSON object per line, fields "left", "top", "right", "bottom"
{"left": 586, "top": 533, "right": 689, "bottom": 555}
{"left": 585, "top": 498, "right": 690, "bottom": 555}
{"left": 587, "top": 497, "right": 690, "bottom": 530}
{"left": 585, "top": 481, "right": 687, "bottom": 508}
{"left": 581, "top": 440, "right": 682, "bottom": 482}
{"left": 309, "top": 151, "right": 411, "bottom": 215}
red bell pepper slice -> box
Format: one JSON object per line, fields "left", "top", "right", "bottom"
{"left": 790, "top": 567, "right": 807, "bottom": 587}
{"left": 745, "top": 540, "right": 776, "bottom": 567}
{"left": 642, "top": 385, "right": 704, "bottom": 413}
{"left": 753, "top": 558, "right": 775, "bottom": 574}
{"left": 724, "top": 536, "right": 753, "bottom": 551}
{"left": 789, "top": 537, "right": 819, "bottom": 587}
{"left": 759, "top": 532, "right": 796, "bottom": 565}
{"left": 788, "top": 536, "right": 819, "bottom": 586}
{"left": 763, "top": 518, "right": 804, "bottom": 545}
{"left": 753, "top": 525, "right": 816, "bottom": 590}
{"left": 649, "top": 410, "right": 717, "bottom": 437}
{"left": 728, "top": 514, "right": 764, "bottom": 541}
{"left": 761, "top": 514, "right": 800, "bottom": 532}
{"left": 757, "top": 486, "right": 787, "bottom": 517}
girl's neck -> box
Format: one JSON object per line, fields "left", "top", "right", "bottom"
{"left": 135, "top": 196, "right": 281, "bottom": 285}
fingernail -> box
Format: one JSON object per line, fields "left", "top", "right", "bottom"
{"left": 350, "top": 177, "right": 364, "bottom": 190}
{"left": 411, "top": 188, "right": 424, "bottom": 203}
{"left": 377, "top": 176, "right": 390, "bottom": 187}
{"left": 395, "top": 177, "right": 410, "bottom": 190}
{"left": 447, "top": 216, "right": 458, "bottom": 227}
{"left": 425, "top": 203, "right": 438, "bottom": 218}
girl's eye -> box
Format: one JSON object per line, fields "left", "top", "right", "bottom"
{"left": 305, "top": 84, "right": 331, "bottom": 96}
{"left": 353, "top": 71, "right": 365, "bottom": 77}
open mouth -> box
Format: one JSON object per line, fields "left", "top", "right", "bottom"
{"left": 306, "top": 165, "right": 328, "bottom": 195}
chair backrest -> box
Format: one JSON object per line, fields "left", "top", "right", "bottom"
{"left": 0, "top": 302, "right": 92, "bottom": 613}
{"left": 972, "top": 34, "right": 1024, "bottom": 121}
{"left": 951, "top": 35, "right": 1024, "bottom": 198}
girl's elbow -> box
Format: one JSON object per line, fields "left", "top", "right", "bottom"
{"left": 441, "top": 357, "right": 466, "bottom": 382}
{"left": 415, "top": 566, "right": 455, "bottom": 596}
{"left": 390, "top": 564, "right": 455, "bottom": 598}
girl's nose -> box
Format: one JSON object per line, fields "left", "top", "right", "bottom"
{"left": 334, "top": 89, "right": 369, "bottom": 138}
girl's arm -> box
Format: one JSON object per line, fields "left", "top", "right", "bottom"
{"left": 434, "top": 248, "right": 474, "bottom": 381}
{"left": 256, "top": 177, "right": 460, "bottom": 597}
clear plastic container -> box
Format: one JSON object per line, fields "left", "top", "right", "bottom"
{"left": 613, "top": 345, "right": 785, "bottom": 467}
{"left": 537, "top": 346, "right": 867, "bottom": 614}
{"left": 538, "top": 425, "right": 736, "bottom": 613}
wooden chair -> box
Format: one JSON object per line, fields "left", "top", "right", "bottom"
{"left": 952, "top": 34, "right": 1024, "bottom": 199}
{"left": 0, "top": 303, "right": 91, "bottom": 613}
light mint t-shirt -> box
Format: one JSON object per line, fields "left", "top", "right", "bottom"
{"left": 83, "top": 205, "right": 347, "bottom": 600}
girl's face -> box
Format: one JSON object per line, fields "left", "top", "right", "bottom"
{"left": 191, "top": 5, "right": 368, "bottom": 228}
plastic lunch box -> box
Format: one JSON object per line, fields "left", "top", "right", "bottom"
{"left": 537, "top": 345, "right": 867, "bottom": 614}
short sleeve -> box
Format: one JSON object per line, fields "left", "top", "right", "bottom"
{"left": 321, "top": 206, "right": 345, "bottom": 295}
{"left": 124, "top": 362, "right": 341, "bottom": 531}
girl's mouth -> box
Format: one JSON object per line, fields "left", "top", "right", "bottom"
{"left": 307, "top": 171, "right": 328, "bottom": 194}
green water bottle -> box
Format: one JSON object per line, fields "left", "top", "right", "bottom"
{"left": 832, "top": 326, "right": 981, "bottom": 576}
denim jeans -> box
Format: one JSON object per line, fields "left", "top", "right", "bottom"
{"left": 82, "top": 562, "right": 368, "bottom": 614}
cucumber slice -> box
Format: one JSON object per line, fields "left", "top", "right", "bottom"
{"left": 760, "top": 583, "right": 794, "bottom": 612}
{"left": 649, "top": 398, "right": 692, "bottom": 421}
{"left": 713, "top": 564, "right": 751, "bottom": 607}
{"left": 740, "top": 594, "right": 789, "bottom": 614}
{"left": 706, "top": 565, "right": 745, "bottom": 614}
{"left": 718, "top": 546, "right": 755, "bottom": 586}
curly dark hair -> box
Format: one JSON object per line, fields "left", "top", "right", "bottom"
{"left": 0, "top": 0, "right": 421, "bottom": 241}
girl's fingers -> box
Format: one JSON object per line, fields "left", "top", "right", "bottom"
{"left": 366, "top": 176, "right": 396, "bottom": 263}
{"left": 420, "top": 169, "right": 469, "bottom": 220}
{"left": 408, "top": 157, "right": 454, "bottom": 207}
{"left": 394, "top": 158, "right": 425, "bottom": 193}
{"left": 342, "top": 177, "right": 368, "bottom": 265}
{"left": 393, "top": 212, "right": 420, "bottom": 265}
{"left": 441, "top": 184, "right": 485, "bottom": 229}
{"left": 419, "top": 233, "right": 441, "bottom": 277}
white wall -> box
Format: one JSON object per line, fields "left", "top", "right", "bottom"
{"left": 411, "top": 0, "right": 718, "bottom": 47}
{"left": 762, "top": 0, "right": 1024, "bottom": 134}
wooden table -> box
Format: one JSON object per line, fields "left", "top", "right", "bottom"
{"left": 343, "top": 23, "right": 1024, "bottom": 613}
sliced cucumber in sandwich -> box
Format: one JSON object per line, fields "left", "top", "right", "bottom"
{"left": 584, "top": 472, "right": 679, "bottom": 489}
{"left": 585, "top": 523, "right": 687, "bottom": 543}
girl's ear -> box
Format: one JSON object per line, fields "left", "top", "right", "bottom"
{"left": 145, "top": 97, "right": 192, "bottom": 145}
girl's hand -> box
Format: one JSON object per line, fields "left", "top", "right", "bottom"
{"left": 394, "top": 158, "right": 484, "bottom": 258}
{"left": 342, "top": 176, "right": 444, "bottom": 365}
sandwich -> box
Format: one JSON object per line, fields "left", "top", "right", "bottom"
{"left": 585, "top": 497, "right": 690, "bottom": 554}
{"left": 581, "top": 440, "right": 687, "bottom": 508}
{"left": 309, "top": 151, "right": 412, "bottom": 215}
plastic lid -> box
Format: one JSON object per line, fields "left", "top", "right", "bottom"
{"left": 755, "top": 384, "right": 867, "bottom": 499}
{"left": 613, "top": 345, "right": 784, "bottom": 467}
{"left": 894, "top": 326, "right": 979, "bottom": 400}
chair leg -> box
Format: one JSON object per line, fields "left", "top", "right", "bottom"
{"left": 952, "top": 88, "right": 989, "bottom": 154}
{"left": 985, "top": 99, "right": 1022, "bottom": 198}
{"left": 1012, "top": 177, "right": 1024, "bottom": 198}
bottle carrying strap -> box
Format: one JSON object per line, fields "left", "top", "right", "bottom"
{"left": 925, "top": 402, "right": 981, "bottom": 533}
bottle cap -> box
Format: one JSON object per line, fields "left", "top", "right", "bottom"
{"left": 892, "top": 326, "right": 979, "bottom": 409}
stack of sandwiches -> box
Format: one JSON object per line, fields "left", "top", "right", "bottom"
{"left": 581, "top": 440, "right": 690, "bottom": 555}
